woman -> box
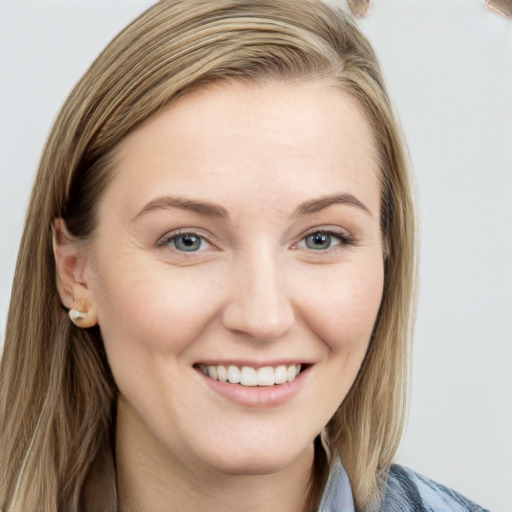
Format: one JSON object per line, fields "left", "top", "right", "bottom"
{"left": 0, "top": 1, "right": 491, "bottom": 511}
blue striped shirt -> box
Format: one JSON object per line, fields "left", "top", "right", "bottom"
{"left": 318, "top": 460, "right": 491, "bottom": 511}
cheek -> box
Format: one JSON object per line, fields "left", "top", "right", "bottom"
{"left": 298, "top": 256, "right": 384, "bottom": 352}
{"left": 90, "top": 256, "right": 223, "bottom": 357}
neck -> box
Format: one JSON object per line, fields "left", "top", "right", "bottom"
{"left": 116, "top": 398, "right": 315, "bottom": 512}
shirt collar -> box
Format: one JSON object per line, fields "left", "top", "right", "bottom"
{"left": 317, "top": 458, "right": 356, "bottom": 512}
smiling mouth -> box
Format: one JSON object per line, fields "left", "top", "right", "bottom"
{"left": 197, "top": 363, "right": 304, "bottom": 387}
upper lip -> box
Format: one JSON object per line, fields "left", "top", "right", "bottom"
{"left": 194, "top": 360, "right": 312, "bottom": 369}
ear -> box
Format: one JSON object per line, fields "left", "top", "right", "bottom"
{"left": 52, "top": 218, "right": 98, "bottom": 327}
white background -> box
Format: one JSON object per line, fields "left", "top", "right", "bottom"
{"left": 0, "top": 1, "right": 511, "bottom": 510}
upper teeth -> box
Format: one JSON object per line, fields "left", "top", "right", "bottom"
{"left": 198, "top": 364, "right": 301, "bottom": 387}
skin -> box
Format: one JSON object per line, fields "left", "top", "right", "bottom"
{"left": 54, "top": 82, "right": 384, "bottom": 512}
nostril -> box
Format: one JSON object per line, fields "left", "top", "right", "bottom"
{"left": 221, "top": 299, "right": 295, "bottom": 341}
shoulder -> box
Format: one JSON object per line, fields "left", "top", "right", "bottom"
{"left": 381, "top": 464, "right": 491, "bottom": 512}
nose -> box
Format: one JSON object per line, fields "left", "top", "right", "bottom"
{"left": 221, "top": 249, "right": 295, "bottom": 341}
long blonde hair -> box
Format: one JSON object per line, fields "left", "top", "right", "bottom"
{"left": 0, "top": 1, "right": 417, "bottom": 511}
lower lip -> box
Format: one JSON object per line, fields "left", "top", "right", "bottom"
{"left": 197, "top": 366, "right": 311, "bottom": 408}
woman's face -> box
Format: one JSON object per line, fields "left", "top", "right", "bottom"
{"left": 84, "top": 82, "right": 384, "bottom": 476}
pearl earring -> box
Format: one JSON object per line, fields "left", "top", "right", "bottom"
{"left": 69, "top": 308, "right": 87, "bottom": 325}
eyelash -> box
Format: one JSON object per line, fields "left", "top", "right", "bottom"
{"left": 158, "top": 228, "right": 355, "bottom": 254}
{"left": 297, "top": 228, "right": 354, "bottom": 250}
{"left": 158, "top": 229, "right": 213, "bottom": 252}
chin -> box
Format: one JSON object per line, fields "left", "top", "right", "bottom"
{"left": 199, "top": 436, "right": 315, "bottom": 477}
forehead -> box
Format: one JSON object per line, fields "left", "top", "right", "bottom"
{"left": 107, "top": 81, "right": 380, "bottom": 219}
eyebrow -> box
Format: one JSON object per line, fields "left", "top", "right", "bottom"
{"left": 295, "top": 193, "right": 372, "bottom": 217}
{"left": 133, "top": 196, "right": 229, "bottom": 221}
{"left": 133, "top": 192, "right": 371, "bottom": 222}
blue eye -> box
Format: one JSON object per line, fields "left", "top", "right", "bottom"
{"left": 164, "top": 233, "right": 209, "bottom": 252}
{"left": 301, "top": 230, "right": 351, "bottom": 251}
{"left": 305, "top": 232, "right": 337, "bottom": 250}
